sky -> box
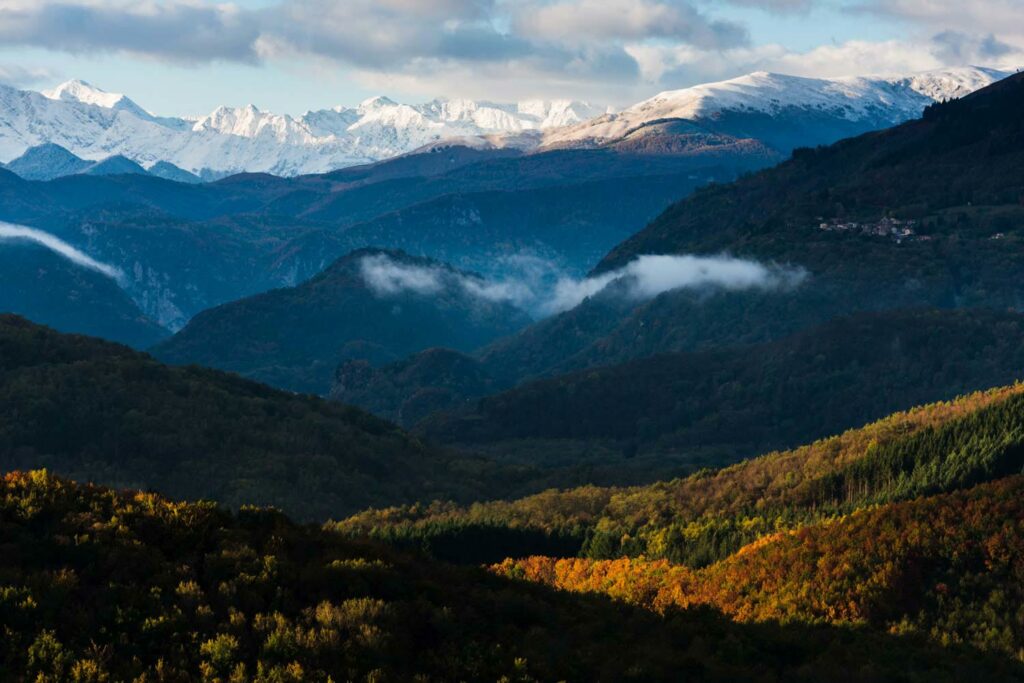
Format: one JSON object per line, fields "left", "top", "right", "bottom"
{"left": 0, "top": 0, "right": 1020, "bottom": 117}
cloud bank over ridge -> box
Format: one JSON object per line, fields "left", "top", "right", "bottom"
{"left": 359, "top": 252, "right": 807, "bottom": 318}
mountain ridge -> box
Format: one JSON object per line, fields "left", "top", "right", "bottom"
{"left": 0, "top": 314, "right": 539, "bottom": 520}
{"left": 543, "top": 66, "right": 1009, "bottom": 153}
{"left": 153, "top": 248, "right": 533, "bottom": 394}
{"left": 0, "top": 78, "right": 604, "bottom": 176}
{"left": 0, "top": 67, "right": 1006, "bottom": 177}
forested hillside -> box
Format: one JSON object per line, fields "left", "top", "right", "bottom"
{"left": 496, "top": 475, "right": 1024, "bottom": 662}
{"left": 420, "top": 309, "right": 1024, "bottom": 459}
{"left": 337, "top": 383, "right": 1024, "bottom": 565}
{"left": 3, "top": 469, "right": 1020, "bottom": 682}
{"left": 602, "top": 71, "right": 1024, "bottom": 268}
{"left": 0, "top": 315, "right": 530, "bottom": 520}
{"left": 443, "top": 72, "right": 1024, "bottom": 392}
{"left": 333, "top": 348, "right": 503, "bottom": 427}
{"left": 153, "top": 249, "right": 531, "bottom": 394}
{"left": 2, "top": 315, "right": 730, "bottom": 521}
{"left": 0, "top": 242, "right": 166, "bottom": 348}
{"left": 333, "top": 381, "right": 1024, "bottom": 667}
{"left": 318, "top": 171, "right": 714, "bottom": 277}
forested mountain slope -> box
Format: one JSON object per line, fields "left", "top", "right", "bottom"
{"left": 312, "top": 171, "right": 707, "bottom": 277}
{"left": 0, "top": 241, "right": 166, "bottom": 348}
{"left": 3, "top": 469, "right": 1020, "bottom": 682}
{"left": 419, "top": 309, "right": 1024, "bottom": 460}
{"left": 153, "top": 249, "right": 532, "bottom": 394}
{"left": 456, "top": 71, "right": 1024, "bottom": 388}
{"left": 497, "top": 475, "right": 1024, "bottom": 663}
{"left": 602, "top": 71, "right": 1024, "bottom": 268}
{"left": 0, "top": 316, "right": 525, "bottom": 520}
{"left": 0, "top": 144, "right": 745, "bottom": 335}
{"left": 337, "top": 382, "right": 1024, "bottom": 565}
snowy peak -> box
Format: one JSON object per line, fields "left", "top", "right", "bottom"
{"left": 519, "top": 99, "right": 609, "bottom": 128}
{"left": 648, "top": 68, "right": 1007, "bottom": 118}
{"left": 183, "top": 96, "right": 597, "bottom": 153}
{"left": 192, "top": 104, "right": 311, "bottom": 142}
{"left": 0, "top": 68, "right": 1010, "bottom": 177}
{"left": 43, "top": 79, "right": 121, "bottom": 107}
{"left": 545, "top": 67, "right": 1011, "bottom": 148}
{"left": 893, "top": 65, "right": 1009, "bottom": 101}
{"left": 0, "top": 80, "right": 608, "bottom": 176}
{"left": 358, "top": 95, "right": 399, "bottom": 111}
{"left": 42, "top": 79, "right": 151, "bottom": 119}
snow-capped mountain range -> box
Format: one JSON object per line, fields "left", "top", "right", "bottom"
{"left": 0, "top": 66, "right": 1010, "bottom": 178}
{"left": 0, "top": 81, "right": 605, "bottom": 177}
{"left": 542, "top": 67, "right": 1010, "bottom": 149}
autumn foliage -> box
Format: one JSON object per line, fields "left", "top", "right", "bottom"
{"left": 338, "top": 384, "right": 1024, "bottom": 565}
{"left": 9, "top": 470, "right": 1021, "bottom": 681}
{"left": 496, "top": 476, "right": 1024, "bottom": 660}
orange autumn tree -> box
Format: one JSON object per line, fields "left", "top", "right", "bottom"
{"left": 496, "top": 476, "right": 1024, "bottom": 660}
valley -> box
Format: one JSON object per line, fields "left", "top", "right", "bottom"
{"left": 2, "top": 52, "right": 1024, "bottom": 681}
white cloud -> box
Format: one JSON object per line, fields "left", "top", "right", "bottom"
{"left": 845, "top": 1, "right": 1024, "bottom": 71}
{"left": 628, "top": 33, "right": 1023, "bottom": 92}
{"left": 850, "top": 0, "right": 1024, "bottom": 39}
{"left": 358, "top": 252, "right": 806, "bottom": 317}
{"left": 0, "top": 0, "right": 1020, "bottom": 103}
{"left": 930, "top": 31, "right": 1018, "bottom": 65}
{"left": 0, "top": 222, "right": 121, "bottom": 279}
{"left": 0, "top": 64, "right": 56, "bottom": 87}
{"left": 0, "top": 0, "right": 261, "bottom": 64}
{"left": 359, "top": 254, "right": 444, "bottom": 296}
{"left": 511, "top": 0, "right": 747, "bottom": 48}
{"left": 542, "top": 254, "right": 806, "bottom": 314}
{"left": 747, "top": 39, "right": 944, "bottom": 77}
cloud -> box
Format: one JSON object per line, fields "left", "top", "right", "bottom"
{"left": 628, "top": 32, "right": 1022, "bottom": 91}
{"left": 1, "top": 0, "right": 1020, "bottom": 104}
{"left": 0, "top": 64, "right": 56, "bottom": 87}
{"left": 359, "top": 252, "right": 805, "bottom": 317}
{"left": 849, "top": 0, "right": 1024, "bottom": 37}
{"left": 931, "top": 31, "right": 1015, "bottom": 64}
{"left": 0, "top": 0, "right": 261, "bottom": 64}
{"left": 844, "top": 1, "right": 1024, "bottom": 69}
{"left": 541, "top": 254, "right": 807, "bottom": 314}
{"left": 0, "top": 0, "right": 743, "bottom": 102}
{"left": 359, "top": 254, "right": 444, "bottom": 296}
{"left": 360, "top": 253, "right": 540, "bottom": 305}
{"left": 722, "top": 0, "right": 812, "bottom": 12}
{"left": 257, "top": 0, "right": 519, "bottom": 69}
{"left": 0, "top": 222, "right": 121, "bottom": 279}
{"left": 511, "top": 0, "right": 747, "bottom": 49}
